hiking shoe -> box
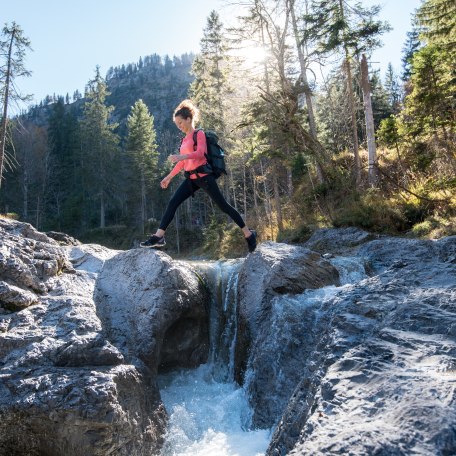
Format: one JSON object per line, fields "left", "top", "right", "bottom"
{"left": 246, "top": 230, "right": 257, "bottom": 253}
{"left": 140, "top": 235, "right": 166, "bottom": 248}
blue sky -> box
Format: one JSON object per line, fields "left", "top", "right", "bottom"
{"left": 4, "top": 0, "right": 421, "bottom": 112}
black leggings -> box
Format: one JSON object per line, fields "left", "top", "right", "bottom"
{"left": 159, "top": 174, "right": 245, "bottom": 230}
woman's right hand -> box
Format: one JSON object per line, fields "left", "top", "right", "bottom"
{"left": 160, "top": 175, "right": 172, "bottom": 189}
{"left": 169, "top": 154, "right": 189, "bottom": 163}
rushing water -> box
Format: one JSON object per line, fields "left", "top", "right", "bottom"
{"left": 329, "top": 255, "right": 368, "bottom": 285}
{"left": 158, "top": 260, "right": 271, "bottom": 456}
{"left": 159, "top": 364, "right": 271, "bottom": 456}
{"left": 157, "top": 255, "right": 367, "bottom": 456}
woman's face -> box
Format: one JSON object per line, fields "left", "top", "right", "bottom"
{"left": 174, "top": 115, "right": 193, "bottom": 133}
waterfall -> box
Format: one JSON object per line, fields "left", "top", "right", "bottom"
{"left": 158, "top": 260, "right": 271, "bottom": 456}
{"left": 328, "top": 255, "right": 368, "bottom": 285}
{"left": 157, "top": 255, "right": 368, "bottom": 455}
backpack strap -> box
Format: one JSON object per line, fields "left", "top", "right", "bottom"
{"left": 184, "top": 128, "right": 212, "bottom": 180}
{"left": 192, "top": 128, "right": 202, "bottom": 151}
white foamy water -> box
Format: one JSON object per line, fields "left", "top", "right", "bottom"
{"left": 329, "top": 255, "right": 368, "bottom": 285}
{"left": 158, "top": 364, "right": 271, "bottom": 456}
{"left": 156, "top": 256, "right": 364, "bottom": 456}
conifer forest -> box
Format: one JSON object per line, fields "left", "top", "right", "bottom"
{"left": 1, "top": 0, "right": 455, "bottom": 257}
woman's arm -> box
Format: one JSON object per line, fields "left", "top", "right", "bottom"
{"left": 184, "top": 130, "right": 207, "bottom": 160}
{"left": 169, "top": 130, "right": 207, "bottom": 162}
{"left": 160, "top": 174, "right": 173, "bottom": 189}
{"left": 161, "top": 159, "right": 185, "bottom": 188}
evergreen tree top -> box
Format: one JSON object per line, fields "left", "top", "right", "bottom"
{"left": 417, "top": 0, "right": 456, "bottom": 50}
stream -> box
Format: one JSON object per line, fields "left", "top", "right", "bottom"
{"left": 157, "top": 255, "right": 368, "bottom": 455}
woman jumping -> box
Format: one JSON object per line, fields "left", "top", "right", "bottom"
{"left": 140, "top": 99, "right": 257, "bottom": 253}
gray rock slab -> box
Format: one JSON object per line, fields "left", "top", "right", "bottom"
{"left": 236, "top": 241, "right": 340, "bottom": 421}
{"left": 241, "top": 235, "right": 456, "bottom": 456}
{"left": 95, "top": 249, "right": 210, "bottom": 374}
{"left": 0, "top": 219, "right": 187, "bottom": 455}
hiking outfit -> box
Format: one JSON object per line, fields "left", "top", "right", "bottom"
{"left": 140, "top": 128, "right": 256, "bottom": 252}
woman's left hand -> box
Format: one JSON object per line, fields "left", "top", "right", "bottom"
{"left": 169, "top": 154, "right": 186, "bottom": 163}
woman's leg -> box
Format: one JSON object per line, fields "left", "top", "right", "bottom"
{"left": 158, "top": 179, "right": 198, "bottom": 231}
{"left": 202, "top": 175, "right": 247, "bottom": 229}
{"left": 200, "top": 176, "right": 256, "bottom": 250}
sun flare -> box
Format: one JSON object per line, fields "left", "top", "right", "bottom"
{"left": 236, "top": 44, "right": 268, "bottom": 67}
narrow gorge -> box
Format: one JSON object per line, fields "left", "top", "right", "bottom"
{"left": 1, "top": 218, "right": 455, "bottom": 455}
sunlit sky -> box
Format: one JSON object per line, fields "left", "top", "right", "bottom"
{"left": 4, "top": 0, "right": 422, "bottom": 112}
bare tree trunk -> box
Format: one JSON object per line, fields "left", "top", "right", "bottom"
{"left": 339, "top": 0, "right": 360, "bottom": 185}
{"left": 100, "top": 193, "right": 105, "bottom": 229}
{"left": 258, "top": 1, "right": 288, "bottom": 236}
{"left": 272, "top": 160, "right": 283, "bottom": 232}
{"left": 251, "top": 170, "right": 259, "bottom": 217}
{"left": 345, "top": 57, "right": 361, "bottom": 184}
{"left": 287, "top": 166, "right": 293, "bottom": 196}
{"left": 38, "top": 150, "right": 50, "bottom": 230}
{"left": 230, "top": 170, "right": 238, "bottom": 211}
{"left": 289, "top": 0, "right": 325, "bottom": 183}
{"left": 175, "top": 207, "right": 180, "bottom": 255}
{"left": 360, "top": 54, "right": 378, "bottom": 187}
{"left": 243, "top": 162, "right": 247, "bottom": 220}
{"left": 55, "top": 194, "right": 62, "bottom": 231}
{"left": 260, "top": 159, "right": 274, "bottom": 239}
{"left": 140, "top": 172, "right": 146, "bottom": 234}
{"left": 23, "top": 169, "right": 28, "bottom": 220}
{"left": 35, "top": 196, "right": 40, "bottom": 230}
{"left": 290, "top": 0, "right": 317, "bottom": 136}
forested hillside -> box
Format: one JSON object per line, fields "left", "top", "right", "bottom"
{"left": 0, "top": 0, "right": 454, "bottom": 257}
{"left": 1, "top": 53, "right": 194, "bottom": 246}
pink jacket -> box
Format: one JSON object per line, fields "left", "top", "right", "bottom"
{"left": 169, "top": 129, "right": 208, "bottom": 180}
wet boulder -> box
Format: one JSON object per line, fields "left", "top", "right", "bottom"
{"left": 95, "top": 249, "right": 210, "bottom": 374}
{"left": 0, "top": 219, "right": 208, "bottom": 455}
{"left": 235, "top": 241, "right": 340, "bottom": 423}
{"left": 238, "top": 233, "right": 456, "bottom": 456}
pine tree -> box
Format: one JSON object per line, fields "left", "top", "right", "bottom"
{"left": 402, "top": 45, "right": 454, "bottom": 140}
{"left": 316, "top": 68, "right": 354, "bottom": 153}
{"left": 47, "top": 98, "right": 82, "bottom": 231}
{"left": 370, "top": 70, "right": 394, "bottom": 126}
{"left": 47, "top": 97, "right": 67, "bottom": 229}
{"left": 189, "top": 10, "right": 233, "bottom": 229}
{"left": 80, "top": 67, "right": 120, "bottom": 229}
{"left": 418, "top": 0, "right": 456, "bottom": 50}
{"left": 126, "top": 99, "right": 159, "bottom": 234}
{"left": 288, "top": 0, "right": 325, "bottom": 183}
{"left": 0, "top": 22, "right": 32, "bottom": 189}
{"left": 401, "top": 14, "right": 421, "bottom": 82}
{"left": 190, "top": 10, "right": 228, "bottom": 134}
{"left": 401, "top": 0, "right": 455, "bottom": 142}
{"left": 231, "top": 0, "right": 297, "bottom": 233}
{"left": 5, "top": 120, "right": 48, "bottom": 227}
{"left": 397, "top": 0, "right": 456, "bottom": 176}
{"left": 384, "top": 63, "right": 402, "bottom": 112}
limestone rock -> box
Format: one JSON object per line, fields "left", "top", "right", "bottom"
{"left": 95, "top": 249, "right": 210, "bottom": 374}
{"left": 0, "top": 280, "right": 38, "bottom": 311}
{"left": 46, "top": 230, "right": 81, "bottom": 246}
{"left": 0, "top": 218, "right": 74, "bottom": 296}
{"left": 238, "top": 241, "right": 340, "bottom": 339}
{"left": 66, "top": 243, "right": 119, "bottom": 273}
{"left": 305, "top": 227, "right": 378, "bottom": 254}
{"left": 1, "top": 219, "right": 208, "bottom": 455}
{"left": 239, "top": 234, "right": 456, "bottom": 456}
{"left": 235, "top": 241, "right": 340, "bottom": 420}
{"left": 3, "top": 216, "right": 455, "bottom": 456}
